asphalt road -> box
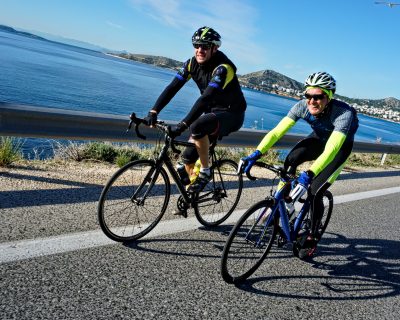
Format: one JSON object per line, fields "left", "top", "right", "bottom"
{"left": 1, "top": 167, "right": 400, "bottom": 319}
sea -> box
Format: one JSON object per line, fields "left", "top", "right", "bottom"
{"left": 1, "top": 30, "right": 399, "bottom": 159}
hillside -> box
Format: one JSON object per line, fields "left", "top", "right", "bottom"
{"left": 111, "top": 52, "right": 400, "bottom": 120}
{"left": 239, "top": 70, "right": 400, "bottom": 112}
{"left": 0, "top": 24, "right": 105, "bottom": 53}
{"left": 113, "top": 53, "right": 182, "bottom": 70}
{"left": 0, "top": 25, "right": 47, "bottom": 41}
{"left": 238, "top": 69, "right": 304, "bottom": 92}
{"left": 336, "top": 95, "right": 400, "bottom": 112}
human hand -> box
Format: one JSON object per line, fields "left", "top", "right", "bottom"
{"left": 297, "top": 170, "right": 313, "bottom": 187}
{"left": 144, "top": 111, "right": 157, "bottom": 127}
{"left": 239, "top": 150, "right": 262, "bottom": 174}
{"left": 289, "top": 171, "right": 313, "bottom": 201}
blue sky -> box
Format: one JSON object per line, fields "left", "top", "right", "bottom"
{"left": 1, "top": 0, "right": 399, "bottom": 100}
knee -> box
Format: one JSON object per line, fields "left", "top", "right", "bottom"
{"left": 190, "top": 114, "right": 218, "bottom": 139}
{"left": 182, "top": 146, "right": 198, "bottom": 164}
{"left": 190, "top": 122, "right": 208, "bottom": 139}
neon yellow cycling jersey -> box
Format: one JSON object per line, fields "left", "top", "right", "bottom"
{"left": 256, "top": 99, "right": 358, "bottom": 176}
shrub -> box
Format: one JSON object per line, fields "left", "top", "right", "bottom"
{"left": 83, "top": 142, "right": 117, "bottom": 162}
{"left": 347, "top": 153, "right": 384, "bottom": 167}
{"left": 385, "top": 153, "right": 400, "bottom": 166}
{"left": 115, "top": 154, "right": 131, "bottom": 167}
{"left": 115, "top": 147, "right": 142, "bottom": 167}
{"left": 0, "top": 137, "right": 23, "bottom": 166}
{"left": 259, "top": 149, "right": 282, "bottom": 164}
{"left": 53, "top": 141, "right": 86, "bottom": 161}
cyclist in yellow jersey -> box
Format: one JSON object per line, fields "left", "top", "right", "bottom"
{"left": 241, "top": 71, "right": 359, "bottom": 257}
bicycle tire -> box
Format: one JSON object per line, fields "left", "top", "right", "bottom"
{"left": 98, "top": 159, "right": 170, "bottom": 242}
{"left": 194, "top": 159, "right": 243, "bottom": 227}
{"left": 301, "top": 189, "right": 333, "bottom": 237}
{"left": 317, "top": 190, "right": 333, "bottom": 237}
{"left": 220, "top": 198, "right": 278, "bottom": 284}
{"left": 293, "top": 190, "right": 333, "bottom": 259}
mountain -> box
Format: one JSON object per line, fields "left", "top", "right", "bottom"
{"left": 0, "top": 24, "right": 109, "bottom": 53}
{"left": 238, "top": 69, "right": 304, "bottom": 92}
{"left": 0, "top": 24, "right": 47, "bottom": 41}
{"left": 111, "top": 53, "right": 183, "bottom": 70}
{"left": 238, "top": 70, "right": 400, "bottom": 112}
{"left": 111, "top": 52, "right": 400, "bottom": 115}
{"left": 32, "top": 32, "right": 110, "bottom": 52}
{"left": 337, "top": 95, "right": 400, "bottom": 111}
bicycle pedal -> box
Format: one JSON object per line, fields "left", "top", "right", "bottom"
{"left": 173, "top": 210, "right": 188, "bottom": 218}
{"left": 277, "top": 236, "right": 288, "bottom": 248}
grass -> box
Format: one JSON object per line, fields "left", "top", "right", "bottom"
{"left": 0, "top": 137, "right": 23, "bottom": 167}
{"left": 2, "top": 138, "right": 399, "bottom": 169}
{"left": 52, "top": 141, "right": 155, "bottom": 167}
{"left": 346, "top": 152, "right": 400, "bottom": 168}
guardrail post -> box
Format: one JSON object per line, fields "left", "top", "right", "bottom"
{"left": 380, "top": 153, "right": 387, "bottom": 165}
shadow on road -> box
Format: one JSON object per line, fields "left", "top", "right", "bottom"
{"left": 1, "top": 168, "right": 399, "bottom": 209}
{"left": 235, "top": 232, "right": 400, "bottom": 300}
{"left": 123, "top": 225, "right": 400, "bottom": 301}
{"left": 122, "top": 224, "right": 232, "bottom": 259}
{"left": 338, "top": 168, "right": 400, "bottom": 180}
{"left": 0, "top": 172, "right": 104, "bottom": 209}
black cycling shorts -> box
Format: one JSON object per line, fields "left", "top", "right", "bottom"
{"left": 182, "top": 111, "right": 244, "bottom": 164}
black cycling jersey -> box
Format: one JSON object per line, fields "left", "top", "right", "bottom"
{"left": 152, "top": 51, "right": 246, "bottom": 126}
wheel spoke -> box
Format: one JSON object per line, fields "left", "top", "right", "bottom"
{"left": 98, "top": 160, "right": 170, "bottom": 242}
{"left": 221, "top": 199, "right": 277, "bottom": 283}
{"left": 194, "top": 159, "right": 243, "bottom": 226}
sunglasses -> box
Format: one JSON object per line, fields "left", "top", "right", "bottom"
{"left": 193, "top": 43, "right": 212, "bottom": 50}
{"left": 304, "top": 93, "right": 326, "bottom": 101}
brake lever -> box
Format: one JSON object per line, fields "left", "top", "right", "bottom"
{"left": 246, "top": 170, "right": 257, "bottom": 181}
{"left": 126, "top": 119, "right": 133, "bottom": 133}
{"left": 128, "top": 112, "right": 146, "bottom": 140}
{"left": 135, "top": 125, "right": 146, "bottom": 140}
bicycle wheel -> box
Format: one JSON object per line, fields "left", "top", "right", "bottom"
{"left": 194, "top": 159, "right": 243, "bottom": 227}
{"left": 220, "top": 199, "right": 278, "bottom": 284}
{"left": 98, "top": 159, "right": 170, "bottom": 242}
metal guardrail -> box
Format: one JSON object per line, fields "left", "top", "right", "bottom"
{"left": 1, "top": 102, "right": 400, "bottom": 154}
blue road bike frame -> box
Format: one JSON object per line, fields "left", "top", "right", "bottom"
{"left": 220, "top": 161, "right": 333, "bottom": 284}
{"left": 250, "top": 163, "right": 310, "bottom": 245}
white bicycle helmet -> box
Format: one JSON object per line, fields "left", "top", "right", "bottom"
{"left": 305, "top": 72, "right": 336, "bottom": 93}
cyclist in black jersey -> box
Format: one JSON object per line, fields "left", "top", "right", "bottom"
{"left": 241, "top": 71, "right": 359, "bottom": 257}
{"left": 144, "top": 26, "right": 247, "bottom": 193}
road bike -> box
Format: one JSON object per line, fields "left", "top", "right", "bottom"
{"left": 220, "top": 162, "right": 333, "bottom": 284}
{"left": 98, "top": 113, "right": 243, "bottom": 242}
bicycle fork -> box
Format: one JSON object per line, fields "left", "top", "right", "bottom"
{"left": 245, "top": 200, "right": 277, "bottom": 248}
{"left": 130, "top": 164, "right": 161, "bottom": 205}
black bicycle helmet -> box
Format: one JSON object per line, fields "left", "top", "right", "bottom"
{"left": 192, "top": 26, "right": 221, "bottom": 47}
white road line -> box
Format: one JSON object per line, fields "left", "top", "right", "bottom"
{"left": 1, "top": 186, "right": 400, "bottom": 264}
{"left": 334, "top": 186, "right": 400, "bottom": 204}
